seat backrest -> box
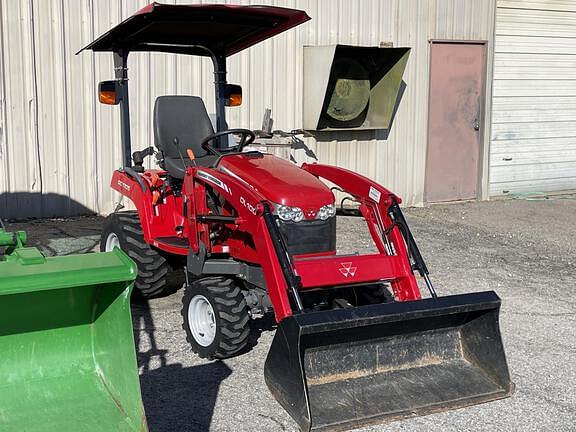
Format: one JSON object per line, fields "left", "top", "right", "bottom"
{"left": 154, "top": 95, "right": 214, "bottom": 164}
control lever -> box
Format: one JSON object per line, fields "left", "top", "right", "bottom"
{"left": 132, "top": 146, "right": 155, "bottom": 172}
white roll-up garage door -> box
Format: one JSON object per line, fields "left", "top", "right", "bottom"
{"left": 490, "top": 0, "right": 576, "bottom": 195}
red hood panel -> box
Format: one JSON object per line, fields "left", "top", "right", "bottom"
{"left": 218, "top": 154, "right": 334, "bottom": 214}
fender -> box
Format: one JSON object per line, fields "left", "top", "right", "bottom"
{"left": 110, "top": 170, "right": 156, "bottom": 241}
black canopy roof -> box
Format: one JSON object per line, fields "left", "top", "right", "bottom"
{"left": 78, "top": 2, "right": 310, "bottom": 56}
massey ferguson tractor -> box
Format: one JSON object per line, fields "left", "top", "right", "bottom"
{"left": 81, "top": 3, "right": 513, "bottom": 431}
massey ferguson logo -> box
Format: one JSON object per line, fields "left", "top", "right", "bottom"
{"left": 305, "top": 209, "right": 317, "bottom": 218}
{"left": 339, "top": 262, "right": 357, "bottom": 277}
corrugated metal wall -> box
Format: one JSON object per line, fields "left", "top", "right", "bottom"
{"left": 490, "top": 0, "right": 576, "bottom": 195}
{"left": 0, "top": 0, "right": 495, "bottom": 219}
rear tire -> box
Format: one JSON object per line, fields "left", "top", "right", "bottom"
{"left": 181, "top": 277, "right": 250, "bottom": 360}
{"left": 100, "top": 211, "right": 183, "bottom": 298}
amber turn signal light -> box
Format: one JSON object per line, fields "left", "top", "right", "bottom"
{"left": 98, "top": 80, "right": 121, "bottom": 105}
{"left": 227, "top": 93, "right": 242, "bottom": 107}
{"left": 225, "top": 83, "right": 242, "bottom": 107}
{"left": 99, "top": 91, "right": 118, "bottom": 105}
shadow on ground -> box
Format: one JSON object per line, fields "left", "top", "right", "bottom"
{"left": 246, "top": 313, "right": 276, "bottom": 353}
{"left": 132, "top": 299, "right": 277, "bottom": 431}
{"left": 140, "top": 360, "right": 232, "bottom": 432}
{"left": 2, "top": 193, "right": 104, "bottom": 256}
{"left": 133, "top": 299, "right": 233, "bottom": 432}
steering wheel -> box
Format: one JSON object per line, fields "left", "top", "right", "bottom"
{"left": 200, "top": 129, "right": 256, "bottom": 156}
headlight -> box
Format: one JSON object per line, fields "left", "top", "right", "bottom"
{"left": 317, "top": 203, "right": 336, "bottom": 220}
{"left": 276, "top": 204, "right": 304, "bottom": 222}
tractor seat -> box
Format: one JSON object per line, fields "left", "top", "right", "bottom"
{"left": 154, "top": 95, "right": 218, "bottom": 179}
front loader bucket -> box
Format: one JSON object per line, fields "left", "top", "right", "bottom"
{"left": 0, "top": 247, "right": 147, "bottom": 432}
{"left": 265, "top": 291, "right": 513, "bottom": 432}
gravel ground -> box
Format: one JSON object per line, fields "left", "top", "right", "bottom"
{"left": 6, "top": 196, "right": 576, "bottom": 432}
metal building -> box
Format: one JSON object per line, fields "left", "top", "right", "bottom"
{"left": 0, "top": 0, "right": 573, "bottom": 219}
{"left": 490, "top": 0, "right": 576, "bottom": 195}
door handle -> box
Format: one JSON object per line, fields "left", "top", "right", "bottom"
{"left": 472, "top": 119, "right": 480, "bottom": 131}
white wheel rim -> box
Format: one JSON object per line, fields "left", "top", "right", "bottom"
{"left": 105, "top": 232, "right": 121, "bottom": 251}
{"left": 188, "top": 294, "right": 216, "bottom": 347}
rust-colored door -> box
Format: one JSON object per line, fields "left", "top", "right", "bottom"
{"left": 425, "top": 42, "right": 486, "bottom": 202}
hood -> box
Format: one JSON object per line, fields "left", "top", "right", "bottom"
{"left": 218, "top": 153, "right": 334, "bottom": 219}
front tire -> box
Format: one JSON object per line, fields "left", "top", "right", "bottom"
{"left": 100, "top": 211, "right": 183, "bottom": 298}
{"left": 181, "top": 277, "right": 250, "bottom": 360}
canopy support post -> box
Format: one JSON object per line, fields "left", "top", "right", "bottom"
{"left": 211, "top": 53, "right": 228, "bottom": 149}
{"left": 114, "top": 50, "right": 132, "bottom": 168}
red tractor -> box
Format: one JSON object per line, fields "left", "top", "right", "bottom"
{"left": 82, "top": 3, "right": 513, "bottom": 431}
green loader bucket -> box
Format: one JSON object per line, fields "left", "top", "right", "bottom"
{"left": 0, "top": 245, "right": 147, "bottom": 432}
{"left": 265, "top": 291, "right": 513, "bottom": 432}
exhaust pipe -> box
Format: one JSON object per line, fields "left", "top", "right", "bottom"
{"left": 265, "top": 291, "right": 513, "bottom": 432}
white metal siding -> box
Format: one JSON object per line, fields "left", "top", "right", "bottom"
{"left": 0, "top": 0, "right": 495, "bottom": 219}
{"left": 490, "top": 0, "right": 576, "bottom": 195}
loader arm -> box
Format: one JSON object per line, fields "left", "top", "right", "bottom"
{"left": 187, "top": 166, "right": 296, "bottom": 321}
{"left": 302, "top": 163, "right": 421, "bottom": 301}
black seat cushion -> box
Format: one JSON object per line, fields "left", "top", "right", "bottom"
{"left": 154, "top": 95, "right": 216, "bottom": 178}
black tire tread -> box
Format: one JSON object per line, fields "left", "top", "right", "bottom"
{"left": 100, "top": 211, "right": 183, "bottom": 298}
{"left": 181, "top": 276, "right": 250, "bottom": 360}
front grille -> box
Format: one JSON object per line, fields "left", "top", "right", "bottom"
{"left": 278, "top": 217, "right": 336, "bottom": 256}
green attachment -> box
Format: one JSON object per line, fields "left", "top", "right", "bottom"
{"left": 0, "top": 227, "right": 27, "bottom": 253}
{"left": 0, "top": 246, "right": 148, "bottom": 432}
{"left": 6, "top": 247, "right": 46, "bottom": 265}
